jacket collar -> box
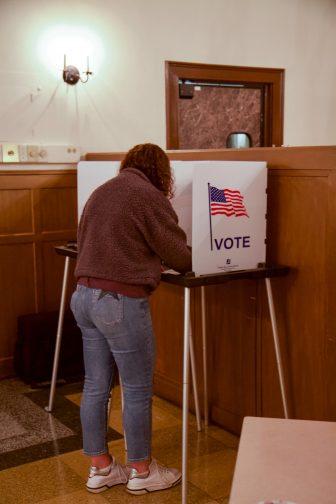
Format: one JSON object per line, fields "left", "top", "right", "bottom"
{"left": 120, "top": 167, "right": 151, "bottom": 184}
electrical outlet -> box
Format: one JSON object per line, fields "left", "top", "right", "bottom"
{"left": 38, "top": 148, "right": 48, "bottom": 160}
{"left": 2, "top": 143, "right": 19, "bottom": 163}
{"left": 43, "top": 145, "right": 80, "bottom": 163}
{"left": 27, "top": 145, "right": 39, "bottom": 161}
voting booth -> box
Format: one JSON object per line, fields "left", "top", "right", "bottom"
{"left": 77, "top": 160, "right": 267, "bottom": 275}
{"left": 47, "top": 157, "right": 288, "bottom": 504}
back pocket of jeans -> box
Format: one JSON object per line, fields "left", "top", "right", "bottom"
{"left": 94, "top": 292, "right": 124, "bottom": 326}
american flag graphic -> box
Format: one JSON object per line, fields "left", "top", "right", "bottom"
{"left": 210, "top": 185, "right": 249, "bottom": 217}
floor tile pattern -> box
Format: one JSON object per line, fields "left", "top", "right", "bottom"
{"left": 0, "top": 380, "right": 121, "bottom": 471}
{"left": 0, "top": 379, "right": 238, "bottom": 503}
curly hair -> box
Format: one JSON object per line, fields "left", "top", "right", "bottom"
{"left": 120, "top": 143, "right": 174, "bottom": 198}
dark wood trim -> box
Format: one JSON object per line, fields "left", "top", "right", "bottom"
{"left": 165, "top": 61, "right": 285, "bottom": 149}
{"left": 86, "top": 146, "right": 336, "bottom": 171}
{"left": 0, "top": 169, "right": 77, "bottom": 175}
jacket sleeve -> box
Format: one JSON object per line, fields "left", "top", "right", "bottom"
{"left": 139, "top": 195, "right": 192, "bottom": 274}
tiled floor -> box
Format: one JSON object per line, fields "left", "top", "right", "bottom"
{"left": 0, "top": 380, "right": 121, "bottom": 471}
{"left": 0, "top": 379, "right": 238, "bottom": 503}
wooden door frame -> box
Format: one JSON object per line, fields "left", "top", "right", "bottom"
{"left": 165, "top": 61, "right": 285, "bottom": 149}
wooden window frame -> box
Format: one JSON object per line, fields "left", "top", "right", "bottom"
{"left": 165, "top": 61, "right": 285, "bottom": 149}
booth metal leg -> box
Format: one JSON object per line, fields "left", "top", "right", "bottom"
{"left": 182, "top": 287, "right": 191, "bottom": 504}
{"left": 45, "top": 256, "right": 71, "bottom": 413}
{"left": 265, "top": 278, "right": 289, "bottom": 419}
{"left": 189, "top": 327, "right": 202, "bottom": 432}
{"left": 201, "top": 286, "right": 209, "bottom": 427}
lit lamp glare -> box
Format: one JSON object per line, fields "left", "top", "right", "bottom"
{"left": 37, "top": 25, "right": 104, "bottom": 84}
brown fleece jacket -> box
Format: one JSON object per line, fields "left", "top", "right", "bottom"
{"left": 75, "top": 167, "right": 192, "bottom": 292}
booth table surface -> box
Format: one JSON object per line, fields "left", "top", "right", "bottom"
{"left": 229, "top": 417, "right": 336, "bottom": 504}
{"left": 54, "top": 245, "right": 289, "bottom": 286}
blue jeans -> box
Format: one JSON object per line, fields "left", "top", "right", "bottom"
{"left": 70, "top": 284, "right": 155, "bottom": 461}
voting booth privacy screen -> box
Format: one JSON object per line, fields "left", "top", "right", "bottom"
{"left": 77, "top": 160, "right": 267, "bottom": 275}
{"left": 77, "top": 161, "right": 120, "bottom": 217}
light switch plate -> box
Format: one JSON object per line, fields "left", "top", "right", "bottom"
{"left": 0, "top": 143, "right": 80, "bottom": 164}
{"left": 2, "top": 143, "right": 19, "bottom": 163}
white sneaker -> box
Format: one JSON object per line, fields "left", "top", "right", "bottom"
{"left": 126, "top": 459, "right": 182, "bottom": 495}
{"left": 86, "top": 457, "right": 129, "bottom": 493}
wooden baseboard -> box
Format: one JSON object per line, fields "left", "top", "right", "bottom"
{"left": 154, "top": 372, "right": 182, "bottom": 406}
{"left": 154, "top": 373, "right": 245, "bottom": 435}
{"left": 211, "top": 405, "right": 243, "bottom": 435}
{"left": 154, "top": 371, "right": 202, "bottom": 417}
{"left": 0, "top": 357, "right": 15, "bottom": 379}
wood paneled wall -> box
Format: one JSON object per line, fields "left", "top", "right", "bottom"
{"left": 0, "top": 170, "right": 77, "bottom": 378}
{"left": 2, "top": 148, "right": 335, "bottom": 434}
{"left": 87, "top": 147, "right": 336, "bottom": 433}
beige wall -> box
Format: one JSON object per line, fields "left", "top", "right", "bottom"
{"left": 0, "top": 0, "right": 335, "bottom": 153}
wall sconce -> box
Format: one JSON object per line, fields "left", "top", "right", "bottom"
{"left": 63, "top": 54, "right": 93, "bottom": 85}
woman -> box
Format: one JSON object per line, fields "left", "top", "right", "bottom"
{"left": 71, "top": 143, "right": 192, "bottom": 494}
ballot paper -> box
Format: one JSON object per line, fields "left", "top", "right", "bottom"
{"left": 257, "top": 501, "right": 297, "bottom": 504}
{"left": 162, "top": 269, "right": 180, "bottom": 275}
